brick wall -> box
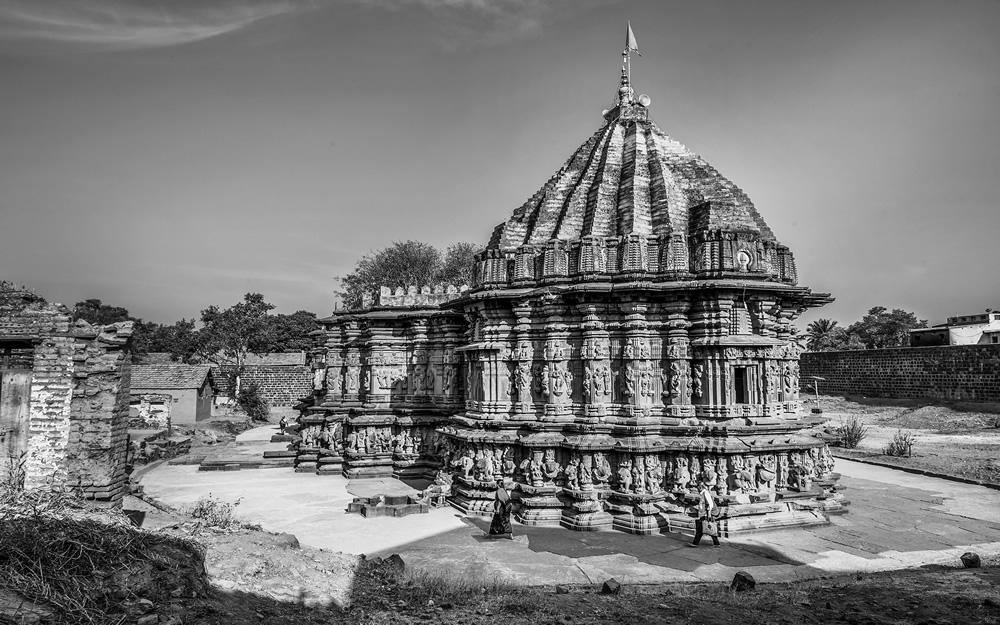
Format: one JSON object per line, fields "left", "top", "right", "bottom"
{"left": 0, "top": 285, "right": 132, "bottom": 501}
{"left": 800, "top": 345, "right": 1000, "bottom": 402}
{"left": 211, "top": 365, "right": 313, "bottom": 407}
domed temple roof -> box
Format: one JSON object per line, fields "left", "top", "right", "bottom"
{"left": 474, "top": 70, "right": 799, "bottom": 288}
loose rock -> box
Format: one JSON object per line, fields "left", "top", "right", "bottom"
{"left": 960, "top": 552, "right": 981, "bottom": 568}
{"left": 731, "top": 571, "right": 756, "bottom": 592}
{"left": 273, "top": 533, "right": 300, "bottom": 550}
{"left": 601, "top": 578, "right": 621, "bottom": 595}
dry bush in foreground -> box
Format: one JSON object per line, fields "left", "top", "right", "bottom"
{"left": 0, "top": 484, "right": 207, "bottom": 625}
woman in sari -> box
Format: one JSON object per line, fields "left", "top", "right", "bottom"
{"left": 488, "top": 481, "right": 513, "bottom": 539}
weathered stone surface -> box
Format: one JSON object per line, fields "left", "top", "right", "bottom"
{"left": 731, "top": 571, "right": 756, "bottom": 592}
{"left": 274, "top": 533, "right": 300, "bottom": 550}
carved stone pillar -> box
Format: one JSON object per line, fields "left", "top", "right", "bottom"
{"left": 540, "top": 303, "right": 572, "bottom": 420}
{"left": 578, "top": 303, "right": 610, "bottom": 418}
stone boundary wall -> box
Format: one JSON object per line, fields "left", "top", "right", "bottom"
{"left": 211, "top": 365, "right": 313, "bottom": 407}
{"left": 800, "top": 345, "right": 1000, "bottom": 402}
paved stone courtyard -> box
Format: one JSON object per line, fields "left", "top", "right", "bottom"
{"left": 139, "top": 426, "right": 1000, "bottom": 586}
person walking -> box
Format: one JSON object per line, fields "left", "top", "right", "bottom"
{"left": 690, "top": 480, "right": 721, "bottom": 547}
{"left": 488, "top": 481, "right": 513, "bottom": 539}
{"left": 278, "top": 416, "right": 288, "bottom": 435}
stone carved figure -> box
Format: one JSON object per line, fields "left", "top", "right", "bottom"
{"left": 346, "top": 367, "right": 360, "bottom": 393}
{"left": 328, "top": 368, "right": 342, "bottom": 395}
{"left": 646, "top": 455, "right": 664, "bottom": 493}
{"left": 782, "top": 363, "right": 796, "bottom": 398}
{"left": 700, "top": 457, "right": 718, "bottom": 490}
{"left": 672, "top": 455, "right": 692, "bottom": 493}
{"left": 579, "top": 454, "right": 593, "bottom": 490}
{"left": 501, "top": 447, "right": 516, "bottom": 477}
{"left": 757, "top": 454, "right": 777, "bottom": 491}
{"left": 425, "top": 365, "right": 435, "bottom": 393}
{"left": 592, "top": 452, "right": 612, "bottom": 487}
{"left": 819, "top": 446, "right": 835, "bottom": 477}
{"left": 776, "top": 453, "right": 789, "bottom": 490}
{"left": 638, "top": 339, "right": 650, "bottom": 359}
{"left": 516, "top": 341, "right": 531, "bottom": 360}
{"left": 623, "top": 343, "right": 635, "bottom": 359}
{"left": 638, "top": 366, "right": 653, "bottom": 397}
{"left": 540, "top": 364, "right": 551, "bottom": 397}
{"left": 565, "top": 456, "right": 580, "bottom": 490}
{"left": 346, "top": 430, "right": 358, "bottom": 453}
{"left": 529, "top": 451, "right": 545, "bottom": 487}
{"left": 616, "top": 457, "right": 633, "bottom": 493}
{"left": 583, "top": 365, "right": 593, "bottom": 399}
{"left": 691, "top": 364, "right": 704, "bottom": 399}
{"left": 543, "top": 448, "right": 561, "bottom": 485}
{"left": 454, "top": 449, "right": 475, "bottom": 478}
{"left": 632, "top": 455, "right": 646, "bottom": 494}
{"left": 477, "top": 448, "right": 495, "bottom": 482}
{"left": 515, "top": 363, "right": 532, "bottom": 402}
{"left": 622, "top": 364, "right": 636, "bottom": 397}
{"left": 669, "top": 362, "right": 682, "bottom": 398}
{"left": 443, "top": 365, "right": 455, "bottom": 394}
{"left": 313, "top": 368, "right": 325, "bottom": 391}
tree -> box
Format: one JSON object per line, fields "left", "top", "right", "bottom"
{"left": 336, "top": 240, "right": 479, "bottom": 310}
{"left": 846, "top": 306, "right": 928, "bottom": 349}
{"left": 72, "top": 299, "right": 132, "bottom": 325}
{"left": 439, "top": 242, "right": 478, "bottom": 287}
{"left": 134, "top": 319, "right": 199, "bottom": 362}
{"left": 806, "top": 319, "right": 839, "bottom": 351}
{"left": 810, "top": 326, "right": 867, "bottom": 352}
{"left": 269, "top": 311, "right": 320, "bottom": 352}
{"left": 196, "top": 293, "right": 278, "bottom": 396}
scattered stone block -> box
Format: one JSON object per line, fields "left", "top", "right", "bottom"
{"left": 730, "top": 571, "right": 756, "bottom": 592}
{"left": 274, "top": 533, "right": 300, "bottom": 550}
{"left": 601, "top": 578, "right": 621, "bottom": 595}
{"left": 961, "top": 552, "right": 981, "bottom": 568}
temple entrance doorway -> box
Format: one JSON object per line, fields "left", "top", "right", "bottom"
{"left": 0, "top": 341, "right": 34, "bottom": 466}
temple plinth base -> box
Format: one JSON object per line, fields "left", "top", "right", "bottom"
{"left": 392, "top": 454, "right": 439, "bottom": 480}
{"left": 560, "top": 488, "right": 613, "bottom": 531}
{"left": 607, "top": 491, "right": 672, "bottom": 535}
{"left": 344, "top": 453, "right": 395, "bottom": 478}
{"left": 448, "top": 475, "right": 500, "bottom": 516}
{"left": 515, "top": 483, "right": 563, "bottom": 526}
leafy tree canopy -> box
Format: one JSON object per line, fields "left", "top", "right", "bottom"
{"left": 336, "top": 240, "right": 480, "bottom": 310}
{"left": 804, "top": 306, "right": 927, "bottom": 351}
{"left": 72, "top": 299, "right": 132, "bottom": 325}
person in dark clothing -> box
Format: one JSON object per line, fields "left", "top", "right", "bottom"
{"left": 488, "top": 482, "right": 513, "bottom": 539}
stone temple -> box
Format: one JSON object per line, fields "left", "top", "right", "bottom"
{"left": 295, "top": 62, "right": 844, "bottom": 535}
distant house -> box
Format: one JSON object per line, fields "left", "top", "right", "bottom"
{"left": 130, "top": 365, "right": 213, "bottom": 424}
{"left": 910, "top": 310, "right": 1000, "bottom": 347}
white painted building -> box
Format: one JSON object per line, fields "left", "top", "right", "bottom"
{"left": 910, "top": 310, "right": 1000, "bottom": 346}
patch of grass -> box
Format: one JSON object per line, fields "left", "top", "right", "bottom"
{"left": 840, "top": 416, "right": 869, "bottom": 449}
{"left": 884, "top": 429, "right": 917, "bottom": 457}
{"left": 397, "top": 567, "right": 517, "bottom": 605}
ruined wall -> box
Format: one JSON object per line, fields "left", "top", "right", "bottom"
{"left": 129, "top": 393, "right": 171, "bottom": 429}
{"left": 67, "top": 322, "right": 133, "bottom": 501}
{"left": 801, "top": 345, "right": 1000, "bottom": 402}
{"left": 211, "top": 365, "right": 312, "bottom": 407}
{"left": 0, "top": 285, "right": 132, "bottom": 500}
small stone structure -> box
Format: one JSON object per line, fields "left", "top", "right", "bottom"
{"left": 128, "top": 393, "right": 172, "bottom": 429}
{"left": 293, "top": 58, "right": 844, "bottom": 535}
{"left": 0, "top": 284, "right": 133, "bottom": 501}
{"left": 802, "top": 345, "right": 1000, "bottom": 402}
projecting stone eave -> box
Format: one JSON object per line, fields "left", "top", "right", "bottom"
{"left": 448, "top": 278, "right": 833, "bottom": 308}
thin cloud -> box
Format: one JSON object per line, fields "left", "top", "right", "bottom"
{"left": 0, "top": 0, "right": 300, "bottom": 50}
{"left": 350, "top": 0, "right": 608, "bottom": 51}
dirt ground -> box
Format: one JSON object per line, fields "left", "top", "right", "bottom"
{"left": 805, "top": 395, "right": 1000, "bottom": 486}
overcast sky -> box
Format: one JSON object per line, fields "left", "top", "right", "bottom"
{"left": 1, "top": 0, "right": 997, "bottom": 330}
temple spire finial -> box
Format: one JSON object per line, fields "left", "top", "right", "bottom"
{"left": 619, "top": 21, "right": 640, "bottom": 105}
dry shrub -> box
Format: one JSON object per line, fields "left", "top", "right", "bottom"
{"left": 840, "top": 416, "right": 869, "bottom": 449}
{"left": 189, "top": 493, "right": 260, "bottom": 530}
{"left": 0, "top": 486, "right": 207, "bottom": 625}
{"left": 884, "top": 429, "right": 917, "bottom": 457}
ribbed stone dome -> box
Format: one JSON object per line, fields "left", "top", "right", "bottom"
{"left": 474, "top": 73, "right": 798, "bottom": 288}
